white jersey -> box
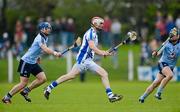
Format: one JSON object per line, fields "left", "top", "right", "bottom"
{"left": 76, "top": 27, "right": 98, "bottom": 64}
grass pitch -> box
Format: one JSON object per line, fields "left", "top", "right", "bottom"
{"left": 0, "top": 81, "right": 180, "bottom": 112}
{"left": 0, "top": 45, "right": 180, "bottom": 112}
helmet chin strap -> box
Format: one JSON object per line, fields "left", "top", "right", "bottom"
{"left": 91, "top": 24, "right": 102, "bottom": 32}
{"left": 169, "top": 37, "right": 179, "bottom": 44}
{"left": 41, "top": 28, "right": 51, "bottom": 36}
{"left": 40, "top": 31, "right": 49, "bottom": 36}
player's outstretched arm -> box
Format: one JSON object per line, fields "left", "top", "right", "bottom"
{"left": 88, "top": 40, "right": 110, "bottom": 56}
{"left": 152, "top": 50, "right": 160, "bottom": 57}
{"left": 40, "top": 44, "right": 61, "bottom": 57}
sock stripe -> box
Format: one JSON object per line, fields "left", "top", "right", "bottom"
{"left": 107, "top": 92, "right": 113, "bottom": 96}
{"left": 52, "top": 81, "right": 58, "bottom": 87}
{"left": 49, "top": 84, "right": 54, "bottom": 89}
{"left": 48, "top": 81, "right": 58, "bottom": 90}
{"left": 106, "top": 88, "right": 113, "bottom": 98}
{"left": 7, "top": 93, "right": 12, "bottom": 98}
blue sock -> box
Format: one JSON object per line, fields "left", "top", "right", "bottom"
{"left": 48, "top": 81, "right": 58, "bottom": 90}
{"left": 140, "top": 92, "right": 148, "bottom": 100}
{"left": 106, "top": 88, "right": 113, "bottom": 97}
{"left": 156, "top": 86, "right": 163, "bottom": 94}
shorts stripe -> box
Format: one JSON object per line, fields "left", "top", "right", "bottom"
{"left": 20, "top": 61, "right": 26, "bottom": 74}
{"left": 160, "top": 63, "right": 163, "bottom": 70}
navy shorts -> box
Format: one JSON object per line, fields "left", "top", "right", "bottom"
{"left": 17, "top": 60, "right": 43, "bottom": 78}
{"left": 158, "top": 62, "right": 173, "bottom": 77}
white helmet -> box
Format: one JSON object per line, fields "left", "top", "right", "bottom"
{"left": 91, "top": 16, "right": 104, "bottom": 30}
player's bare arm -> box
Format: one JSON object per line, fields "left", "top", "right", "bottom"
{"left": 88, "top": 40, "right": 110, "bottom": 56}
{"left": 40, "top": 44, "right": 61, "bottom": 57}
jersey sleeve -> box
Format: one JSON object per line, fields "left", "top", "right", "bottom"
{"left": 86, "top": 29, "right": 95, "bottom": 41}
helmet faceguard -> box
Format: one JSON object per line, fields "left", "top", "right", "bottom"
{"left": 169, "top": 27, "right": 180, "bottom": 42}
{"left": 91, "top": 17, "right": 104, "bottom": 30}
{"left": 38, "top": 22, "right": 52, "bottom": 35}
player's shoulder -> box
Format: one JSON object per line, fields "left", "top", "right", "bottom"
{"left": 91, "top": 27, "right": 96, "bottom": 34}
{"left": 35, "top": 33, "right": 47, "bottom": 41}
{"left": 88, "top": 28, "right": 97, "bottom": 37}
{"left": 34, "top": 33, "right": 41, "bottom": 41}
{"left": 86, "top": 27, "right": 96, "bottom": 33}
{"left": 166, "top": 41, "right": 173, "bottom": 46}
{"left": 178, "top": 40, "right": 180, "bottom": 45}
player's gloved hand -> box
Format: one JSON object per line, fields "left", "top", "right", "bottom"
{"left": 110, "top": 50, "right": 117, "bottom": 56}
{"left": 53, "top": 51, "right": 62, "bottom": 57}
{"left": 152, "top": 50, "right": 158, "bottom": 57}
{"left": 37, "top": 57, "right": 41, "bottom": 64}
{"left": 57, "top": 52, "right": 62, "bottom": 57}
{"left": 102, "top": 51, "right": 111, "bottom": 56}
{"left": 110, "top": 48, "right": 117, "bottom": 56}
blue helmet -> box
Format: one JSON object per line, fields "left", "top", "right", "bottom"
{"left": 38, "top": 22, "right": 52, "bottom": 31}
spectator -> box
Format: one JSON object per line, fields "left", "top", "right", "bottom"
{"left": 175, "top": 15, "right": 180, "bottom": 29}
{"left": 60, "top": 17, "right": 68, "bottom": 49}
{"left": 140, "top": 18, "right": 149, "bottom": 40}
{"left": 140, "top": 39, "right": 151, "bottom": 65}
{"left": 166, "top": 14, "right": 175, "bottom": 34}
{"left": 102, "top": 15, "right": 112, "bottom": 47}
{"left": 155, "top": 11, "right": 162, "bottom": 21}
{"left": 155, "top": 16, "right": 167, "bottom": 42}
{"left": 53, "top": 18, "right": 61, "bottom": 51}
{"left": 24, "top": 16, "right": 35, "bottom": 47}
{"left": 111, "top": 18, "right": 121, "bottom": 44}
{"left": 110, "top": 18, "right": 121, "bottom": 69}
{"left": 0, "top": 32, "right": 10, "bottom": 59}
{"left": 66, "top": 18, "right": 75, "bottom": 46}
{"left": 13, "top": 20, "right": 27, "bottom": 59}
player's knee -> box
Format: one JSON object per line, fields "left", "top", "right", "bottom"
{"left": 36, "top": 75, "right": 47, "bottom": 83}
{"left": 152, "top": 82, "right": 159, "bottom": 88}
{"left": 69, "top": 74, "right": 76, "bottom": 79}
{"left": 40, "top": 77, "right": 47, "bottom": 83}
{"left": 19, "top": 82, "right": 28, "bottom": 88}
{"left": 42, "top": 77, "right": 47, "bottom": 83}
{"left": 167, "top": 74, "right": 173, "bottom": 79}
{"left": 102, "top": 72, "right": 108, "bottom": 77}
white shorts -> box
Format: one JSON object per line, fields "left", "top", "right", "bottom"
{"left": 74, "top": 58, "right": 100, "bottom": 72}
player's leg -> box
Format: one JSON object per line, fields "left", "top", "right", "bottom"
{"left": 155, "top": 66, "right": 173, "bottom": 100}
{"left": 139, "top": 73, "right": 164, "bottom": 103}
{"left": 89, "top": 61, "right": 123, "bottom": 103}
{"left": 20, "top": 64, "right": 45, "bottom": 102}
{"left": 44, "top": 64, "right": 80, "bottom": 100}
{"left": 80, "top": 71, "right": 86, "bottom": 82}
{"left": 2, "top": 77, "right": 29, "bottom": 104}
{"left": 27, "top": 72, "right": 47, "bottom": 90}
{"left": 2, "top": 59, "right": 30, "bottom": 104}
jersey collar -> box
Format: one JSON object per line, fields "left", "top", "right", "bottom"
{"left": 169, "top": 39, "right": 180, "bottom": 46}
{"left": 40, "top": 32, "right": 48, "bottom": 40}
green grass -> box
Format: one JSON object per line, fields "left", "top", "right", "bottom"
{"left": 0, "top": 45, "right": 180, "bottom": 111}
{"left": 0, "top": 81, "right": 180, "bottom": 112}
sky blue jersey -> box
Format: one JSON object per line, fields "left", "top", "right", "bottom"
{"left": 76, "top": 27, "right": 98, "bottom": 64}
{"left": 159, "top": 40, "right": 180, "bottom": 69}
{"left": 21, "top": 33, "right": 48, "bottom": 64}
